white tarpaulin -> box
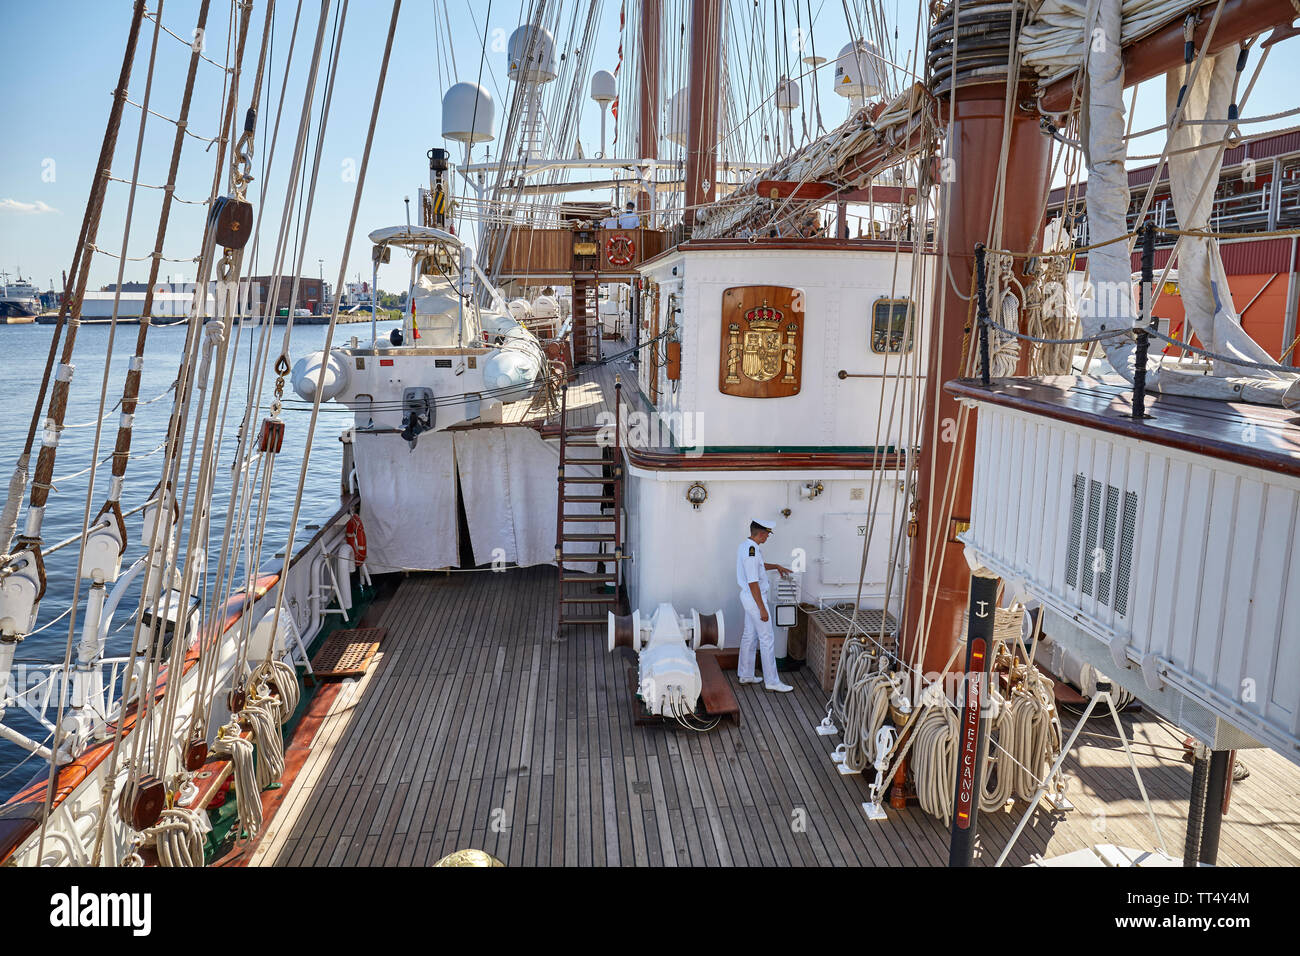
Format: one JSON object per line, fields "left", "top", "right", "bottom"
{"left": 1081, "top": 0, "right": 1140, "bottom": 381}
{"left": 353, "top": 425, "right": 598, "bottom": 571}
{"left": 454, "top": 428, "right": 559, "bottom": 568}
{"left": 353, "top": 430, "right": 459, "bottom": 572}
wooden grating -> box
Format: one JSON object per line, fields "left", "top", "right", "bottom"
{"left": 310, "top": 627, "right": 385, "bottom": 679}
{"left": 807, "top": 607, "right": 899, "bottom": 694}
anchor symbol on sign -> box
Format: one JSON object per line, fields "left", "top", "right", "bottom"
{"left": 975, "top": 600, "right": 990, "bottom": 619}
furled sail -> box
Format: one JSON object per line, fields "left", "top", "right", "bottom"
{"left": 1020, "top": 0, "right": 1206, "bottom": 84}
{"left": 1079, "top": 0, "right": 1298, "bottom": 404}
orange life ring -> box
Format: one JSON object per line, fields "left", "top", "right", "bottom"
{"left": 345, "top": 514, "right": 367, "bottom": 566}
{"left": 606, "top": 233, "right": 635, "bottom": 266}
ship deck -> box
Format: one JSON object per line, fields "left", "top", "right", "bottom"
{"left": 247, "top": 568, "right": 1300, "bottom": 867}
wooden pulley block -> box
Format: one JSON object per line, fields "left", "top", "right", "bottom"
{"left": 259, "top": 418, "right": 285, "bottom": 453}
{"left": 119, "top": 773, "right": 166, "bottom": 831}
{"left": 227, "top": 686, "right": 247, "bottom": 714}
{"left": 183, "top": 732, "right": 209, "bottom": 772}
{"left": 210, "top": 195, "right": 254, "bottom": 250}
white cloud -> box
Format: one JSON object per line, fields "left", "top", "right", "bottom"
{"left": 0, "top": 198, "right": 60, "bottom": 215}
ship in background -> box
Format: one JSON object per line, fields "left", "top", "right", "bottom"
{"left": 0, "top": 271, "right": 41, "bottom": 321}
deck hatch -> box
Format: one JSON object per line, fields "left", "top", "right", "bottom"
{"left": 310, "top": 627, "right": 385, "bottom": 679}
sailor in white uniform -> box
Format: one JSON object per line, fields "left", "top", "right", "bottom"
{"left": 736, "top": 517, "right": 794, "bottom": 692}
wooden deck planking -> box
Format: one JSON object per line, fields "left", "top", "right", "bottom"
{"left": 261, "top": 567, "right": 1300, "bottom": 867}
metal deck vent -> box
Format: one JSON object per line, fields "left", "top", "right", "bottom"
{"left": 311, "top": 627, "right": 385, "bottom": 679}
{"left": 1065, "top": 476, "right": 1139, "bottom": 618}
{"left": 1114, "top": 492, "right": 1138, "bottom": 617}
{"left": 1066, "top": 473, "right": 1085, "bottom": 588}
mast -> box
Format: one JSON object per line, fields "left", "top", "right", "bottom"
{"left": 684, "top": 0, "right": 722, "bottom": 228}
{"left": 637, "top": 0, "right": 660, "bottom": 214}
{"left": 902, "top": 5, "right": 1052, "bottom": 675}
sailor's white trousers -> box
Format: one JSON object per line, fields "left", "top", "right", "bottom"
{"left": 738, "top": 587, "right": 779, "bottom": 686}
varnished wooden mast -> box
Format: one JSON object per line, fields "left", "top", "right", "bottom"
{"left": 684, "top": 0, "right": 722, "bottom": 227}
{"left": 902, "top": 78, "right": 1051, "bottom": 676}
{"left": 637, "top": 0, "right": 660, "bottom": 213}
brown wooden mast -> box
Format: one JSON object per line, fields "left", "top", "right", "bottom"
{"left": 684, "top": 0, "right": 723, "bottom": 227}
{"left": 902, "top": 78, "right": 1051, "bottom": 675}
{"left": 637, "top": 0, "right": 660, "bottom": 213}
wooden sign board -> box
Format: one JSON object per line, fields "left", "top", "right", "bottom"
{"left": 719, "top": 285, "right": 803, "bottom": 398}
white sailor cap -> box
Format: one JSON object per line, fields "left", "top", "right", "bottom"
{"left": 753, "top": 517, "right": 778, "bottom": 532}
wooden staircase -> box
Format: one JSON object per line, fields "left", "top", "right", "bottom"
{"left": 570, "top": 271, "right": 602, "bottom": 366}
{"left": 555, "top": 378, "right": 624, "bottom": 631}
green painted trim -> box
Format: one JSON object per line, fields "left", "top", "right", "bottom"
{"left": 696, "top": 445, "right": 900, "bottom": 454}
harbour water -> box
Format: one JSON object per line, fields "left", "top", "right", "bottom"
{"left": 0, "top": 317, "right": 400, "bottom": 791}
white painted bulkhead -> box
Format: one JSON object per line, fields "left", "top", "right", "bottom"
{"left": 636, "top": 245, "right": 928, "bottom": 448}
{"left": 624, "top": 465, "right": 909, "bottom": 650}
{"left": 959, "top": 399, "right": 1300, "bottom": 766}
{"left": 626, "top": 244, "right": 929, "bottom": 648}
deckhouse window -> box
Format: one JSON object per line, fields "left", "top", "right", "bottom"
{"left": 871, "top": 298, "right": 914, "bottom": 353}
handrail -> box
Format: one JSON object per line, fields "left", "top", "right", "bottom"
{"left": 554, "top": 382, "right": 568, "bottom": 567}
{"left": 613, "top": 376, "right": 624, "bottom": 585}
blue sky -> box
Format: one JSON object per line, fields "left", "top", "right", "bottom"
{"left": 1, "top": 1, "right": 1296, "bottom": 297}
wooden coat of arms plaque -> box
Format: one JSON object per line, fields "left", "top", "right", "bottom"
{"left": 719, "top": 285, "right": 803, "bottom": 398}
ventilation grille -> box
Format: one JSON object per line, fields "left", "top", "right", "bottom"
{"left": 1114, "top": 492, "right": 1138, "bottom": 616}
{"left": 1065, "top": 474, "right": 1138, "bottom": 618}
{"left": 1066, "top": 474, "right": 1085, "bottom": 588}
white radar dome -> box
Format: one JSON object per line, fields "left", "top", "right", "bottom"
{"left": 664, "top": 88, "right": 690, "bottom": 147}
{"left": 590, "top": 70, "right": 617, "bottom": 104}
{"left": 508, "top": 25, "right": 558, "bottom": 83}
{"left": 833, "top": 39, "right": 883, "bottom": 101}
{"left": 442, "top": 82, "right": 495, "bottom": 144}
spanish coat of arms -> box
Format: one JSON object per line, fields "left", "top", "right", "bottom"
{"left": 719, "top": 285, "right": 803, "bottom": 398}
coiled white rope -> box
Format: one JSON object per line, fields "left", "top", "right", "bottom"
{"left": 240, "top": 692, "right": 285, "bottom": 791}
{"left": 1000, "top": 668, "right": 1064, "bottom": 800}
{"left": 841, "top": 652, "right": 895, "bottom": 773}
{"left": 250, "top": 658, "right": 300, "bottom": 724}
{"left": 145, "top": 806, "right": 209, "bottom": 867}
{"left": 212, "top": 721, "right": 261, "bottom": 838}
{"left": 979, "top": 688, "right": 1014, "bottom": 812}
{"left": 911, "top": 694, "right": 959, "bottom": 826}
